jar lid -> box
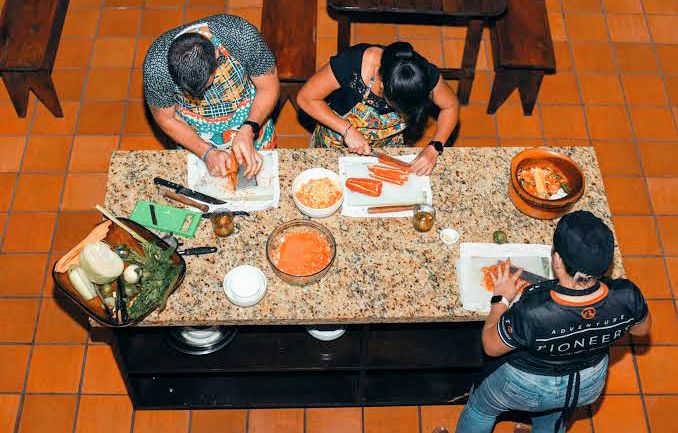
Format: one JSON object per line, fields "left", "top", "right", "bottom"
{"left": 224, "top": 265, "right": 267, "bottom": 306}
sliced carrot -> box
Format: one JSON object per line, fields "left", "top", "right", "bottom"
{"left": 377, "top": 153, "right": 411, "bottom": 169}
{"left": 368, "top": 165, "right": 409, "bottom": 181}
{"left": 346, "top": 177, "right": 382, "bottom": 196}
{"left": 369, "top": 173, "right": 406, "bottom": 185}
{"left": 368, "top": 164, "right": 410, "bottom": 176}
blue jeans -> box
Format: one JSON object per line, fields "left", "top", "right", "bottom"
{"left": 455, "top": 356, "right": 608, "bottom": 433}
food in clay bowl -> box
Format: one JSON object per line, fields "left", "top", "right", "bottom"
{"left": 52, "top": 218, "right": 186, "bottom": 327}
{"left": 509, "top": 148, "right": 585, "bottom": 220}
{"left": 291, "top": 168, "right": 343, "bottom": 218}
{"left": 266, "top": 220, "right": 337, "bottom": 286}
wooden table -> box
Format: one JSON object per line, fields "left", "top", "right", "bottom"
{"left": 327, "top": 0, "right": 507, "bottom": 104}
{"left": 0, "top": 0, "right": 69, "bottom": 118}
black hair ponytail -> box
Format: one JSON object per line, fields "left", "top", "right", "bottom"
{"left": 380, "top": 42, "right": 432, "bottom": 136}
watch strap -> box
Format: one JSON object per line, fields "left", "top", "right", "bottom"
{"left": 429, "top": 140, "right": 444, "bottom": 155}
{"left": 242, "top": 120, "right": 261, "bottom": 137}
{"left": 491, "top": 295, "right": 510, "bottom": 308}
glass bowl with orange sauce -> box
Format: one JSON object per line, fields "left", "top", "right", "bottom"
{"left": 266, "top": 220, "right": 337, "bottom": 286}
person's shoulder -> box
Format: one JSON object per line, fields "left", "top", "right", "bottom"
{"left": 604, "top": 277, "right": 644, "bottom": 299}
{"left": 206, "top": 13, "right": 258, "bottom": 33}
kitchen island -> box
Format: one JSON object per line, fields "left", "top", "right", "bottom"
{"left": 104, "top": 147, "right": 622, "bottom": 409}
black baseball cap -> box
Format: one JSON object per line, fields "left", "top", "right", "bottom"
{"left": 553, "top": 211, "right": 614, "bottom": 276}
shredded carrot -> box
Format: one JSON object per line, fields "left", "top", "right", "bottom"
{"left": 481, "top": 260, "right": 530, "bottom": 294}
{"left": 273, "top": 229, "right": 332, "bottom": 276}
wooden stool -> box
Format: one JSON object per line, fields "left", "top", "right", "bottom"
{"left": 487, "top": 0, "right": 556, "bottom": 115}
{"left": 261, "top": 0, "right": 317, "bottom": 120}
{"left": 0, "top": 0, "right": 69, "bottom": 118}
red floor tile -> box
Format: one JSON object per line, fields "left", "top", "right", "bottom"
{"left": 459, "top": 105, "right": 497, "bottom": 137}
{"left": 31, "top": 102, "right": 80, "bottom": 135}
{"left": 638, "top": 142, "right": 678, "bottom": 176}
{"left": 592, "top": 395, "right": 647, "bottom": 433}
{"left": 629, "top": 107, "right": 678, "bottom": 140}
{"left": 75, "top": 395, "right": 133, "bottom": 433}
{"left": 602, "top": 0, "right": 643, "bottom": 13}
{"left": 17, "top": 395, "right": 77, "bottom": 433}
{"left": 542, "top": 105, "right": 588, "bottom": 139}
{"left": 644, "top": 396, "right": 678, "bottom": 433}
{"left": 566, "top": 14, "right": 608, "bottom": 41}
{"left": 602, "top": 176, "right": 652, "bottom": 214}
{"left": 11, "top": 173, "right": 65, "bottom": 212}
{"left": 26, "top": 344, "right": 85, "bottom": 393}
{"left": 275, "top": 104, "right": 310, "bottom": 136}
{"left": 603, "top": 346, "right": 639, "bottom": 394}
{"left": 277, "top": 136, "right": 310, "bottom": 149}
{"left": 81, "top": 345, "right": 127, "bottom": 394}
{"left": 134, "top": 36, "right": 154, "bottom": 69}
{"left": 133, "top": 410, "right": 189, "bottom": 433}
{"left": 647, "top": 15, "right": 678, "bottom": 44}
{"left": 615, "top": 43, "right": 658, "bottom": 73}
{"left": 623, "top": 257, "right": 673, "bottom": 298}
{"left": 62, "top": 9, "right": 100, "bottom": 38}
{"left": 119, "top": 136, "right": 168, "bottom": 150}
{"left": 585, "top": 106, "right": 632, "bottom": 140}
{"left": 636, "top": 346, "right": 678, "bottom": 393}
{"left": 496, "top": 105, "right": 543, "bottom": 138}
{"left": 77, "top": 102, "right": 125, "bottom": 135}
{"left": 128, "top": 70, "right": 144, "bottom": 100}
{"left": 306, "top": 408, "right": 362, "bottom": 433}
{"left": 593, "top": 141, "right": 641, "bottom": 176}
{"left": 612, "top": 216, "right": 661, "bottom": 256}
{"left": 34, "top": 296, "right": 89, "bottom": 343}
{"left": 190, "top": 409, "right": 247, "bottom": 433}
{"left": 646, "top": 177, "right": 678, "bottom": 214}
{"left": 0, "top": 254, "right": 48, "bottom": 296}
{"left": 633, "top": 299, "right": 678, "bottom": 345}
{"left": 84, "top": 69, "right": 132, "bottom": 101}
{"left": 123, "top": 102, "right": 155, "bottom": 135}
{"left": 0, "top": 136, "right": 25, "bottom": 172}
{"left": 98, "top": 8, "right": 142, "bottom": 37}
{"left": 141, "top": 8, "right": 183, "bottom": 37}
{"left": 364, "top": 406, "right": 419, "bottom": 433}
{"left": 665, "top": 257, "right": 678, "bottom": 292}
{"left": 657, "top": 216, "right": 678, "bottom": 255}
{"left": 563, "top": 0, "right": 601, "bottom": 11}
{"left": 0, "top": 345, "right": 30, "bottom": 392}
{"left": 2, "top": 212, "right": 57, "bottom": 252}
{"left": 52, "top": 69, "right": 88, "bottom": 101}
{"left": 656, "top": 45, "right": 678, "bottom": 74}
{"left": 548, "top": 13, "right": 567, "bottom": 42}
{"left": 53, "top": 211, "right": 103, "bottom": 252}
{"left": 0, "top": 173, "right": 16, "bottom": 211}
{"left": 607, "top": 14, "right": 650, "bottom": 43}
{"left": 0, "top": 299, "right": 39, "bottom": 343}
{"left": 572, "top": 42, "right": 616, "bottom": 72}
{"left": 61, "top": 173, "right": 108, "bottom": 211}
{"left": 55, "top": 39, "right": 94, "bottom": 69}
{"left": 22, "top": 136, "right": 72, "bottom": 172}
{"left": 0, "top": 394, "right": 20, "bottom": 433}
{"left": 248, "top": 409, "right": 304, "bottom": 433}
{"left": 0, "top": 103, "right": 32, "bottom": 135}
{"left": 91, "top": 38, "right": 137, "bottom": 68}
{"left": 579, "top": 74, "right": 624, "bottom": 105}
{"left": 421, "top": 405, "right": 464, "bottom": 433}
{"left": 622, "top": 75, "right": 668, "bottom": 106}
{"left": 69, "top": 136, "right": 119, "bottom": 172}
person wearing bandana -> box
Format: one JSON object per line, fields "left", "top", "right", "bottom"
{"left": 455, "top": 211, "right": 652, "bottom": 433}
{"left": 143, "top": 14, "right": 278, "bottom": 181}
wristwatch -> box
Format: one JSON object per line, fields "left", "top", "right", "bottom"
{"left": 242, "top": 120, "right": 261, "bottom": 137}
{"left": 491, "top": 295, "right": 510, "bottom": 308}
{"left": 429, "top": 140, "right": 444, "bottom": 155}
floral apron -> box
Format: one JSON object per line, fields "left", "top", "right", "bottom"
{"left": 313, "top": 76, "right": 406, "bottom": 148}
{"left": 173, "top": 23, "right": 276, "bottom": 150}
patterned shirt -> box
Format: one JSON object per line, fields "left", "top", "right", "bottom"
{"left": 143, "top": 14, "right": 275, "bottom": 108}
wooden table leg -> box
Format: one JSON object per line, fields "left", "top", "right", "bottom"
{"left": 457, "top": 19, "right": 484, "bottom": 105}
{"left": 337, "top": 14, "right": 351, "bottom": 53}
{"left": 28, "top": 71, "right": 63, "bottom": 117}
{"left": 2, "top": 72, "right": 31, "bottom": 118}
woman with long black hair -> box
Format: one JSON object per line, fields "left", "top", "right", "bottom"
{"left": 297, "top": 41, "right": 459, "bottom": 175}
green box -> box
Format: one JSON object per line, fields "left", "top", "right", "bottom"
{"left": 130, "top": 201, "right": 202, "bottom": 238}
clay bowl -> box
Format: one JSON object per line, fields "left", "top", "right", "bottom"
{"left": 509, "top": 148, "right": 585, "bottom": 220}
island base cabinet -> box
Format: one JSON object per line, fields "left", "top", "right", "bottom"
{"left": 112, "top": 322, "right": 485, "bottom": 409}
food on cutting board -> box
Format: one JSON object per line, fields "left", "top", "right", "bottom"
{"left": 493, "top": 230, "right": 508, "bottom": 244}
{"left": 345, "top": 177, "right": 383, "bottom": 197}
{"left": 368, "top": 164, "right": 409, "bottom": 185}
{"left": 269, "top": 227, "right": 333, "bottom": 276}
{"left": 296, "top": 177, "right": 343, "bottom": 209}
{"left": 481, "top": 260, "right": 530, "bottom": 293}
{"left": 377, "top": 153, "right": 412, "bottom": 170}
{"left": 517, "top": 165, "right": 571, "bottom": 200}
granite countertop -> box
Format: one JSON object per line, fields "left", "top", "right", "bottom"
{"left": 104, "top": 147, "right": 622, "bottom": 327}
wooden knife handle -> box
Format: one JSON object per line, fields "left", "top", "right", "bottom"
{"left": 162, "top": 192, "right": 209, "bottom": 212}
{"left": 367, "top": 204, "right": 416, "bottom": 214}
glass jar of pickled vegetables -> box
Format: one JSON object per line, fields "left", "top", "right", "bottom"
{"left": 211, "top": 212, "right": 235, "bottom": 237}
{"left": 412, "top": 204, "right": 435, "bottom": 233}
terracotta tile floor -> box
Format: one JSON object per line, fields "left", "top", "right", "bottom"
{"left": 0, "top": 0, "right": 676, "bottom": 432}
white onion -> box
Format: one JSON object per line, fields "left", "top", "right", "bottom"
{"left": 79, "top": 241, "right": 124, "bottom": 284}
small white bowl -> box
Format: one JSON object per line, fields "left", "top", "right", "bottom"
{"left": 307, "top": 327, "right": 346, "bottom": 341}
{"left": 439, "top": 228, "right": 460, "bottom": 245}
{"left": 291, "top": 168, "right": 343, "bottom": 218}
{"left": 223, "top": 265, "right": 267, "bottom": 307}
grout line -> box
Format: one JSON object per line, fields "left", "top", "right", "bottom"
{"left": 361, "top": 406, "right": 365, "bottom": 433}
{"left": 245, "top": 408, "right": 250, "bottom": 433}
{"left": 129, "top": 406, "right": 136, "bottom": 433}
{"left": 187, "top": 408, "right": 193, "bottom": 433}
{"left": 418, "top": 405, "right": 423, "bottom": 433}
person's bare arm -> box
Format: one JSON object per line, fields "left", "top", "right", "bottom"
{"left": 231, "top": 68, "right": 280, "bottom": 178}
{"left": 297, "top": 64, "right": 371, "bottom": 154}
{"left": 409, "top": 78, "right": 460, "bottom": 175}
{"left": 149, "top": 105, "right": 234, "bottom": 182}
{"left": 481, "top": 260, "right": 524, "bottom": 357}
{"left": 629, "top": 312, "right": 652, "bottom": 337}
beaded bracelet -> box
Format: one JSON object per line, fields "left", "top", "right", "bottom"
{"left": 202, "top": 146, "right": 216, "bottom": 162}
{"left": 341, "top": 123, "right": 353, "bottom": 141}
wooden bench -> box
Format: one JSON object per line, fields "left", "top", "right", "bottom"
{"left": 487, "top": 0, "right": 556, "bottom": 115}
{"left": 261, "top": 0, "right": 317, "bottom": 119}
{"left": 0, "top": 0, "right": 69, "bottom": 118}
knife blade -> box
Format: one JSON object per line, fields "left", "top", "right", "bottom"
{"left": 153, "top": 177, "right": 226, "bottom": 205}
{"left": 179, "top": 246, "right": 217, "bottom": 256}
{"left": 510, "top": 265, "right": 548, "bottom": 284}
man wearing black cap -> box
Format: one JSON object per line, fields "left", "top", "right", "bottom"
{"left": 454, "top": 211, "right": 652, "bottom": 433}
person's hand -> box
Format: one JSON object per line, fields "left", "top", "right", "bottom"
{"left": 205, "top": 148, "right": 235, "bottom": 177}
{"left": 232, "top": 127, "right": 263, "bottom": 178}
{"left": 343, "top": 126, "right": 372, "bottom": 155}
{"left": 490, "top": 260, "right": 524, "bottom": 302}
{"left": 410, "top": 145, "right": 439, "bottom": 176}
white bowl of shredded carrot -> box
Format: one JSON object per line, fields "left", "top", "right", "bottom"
{"left": 291, "top": 168, "right": 343, "bottom": 218}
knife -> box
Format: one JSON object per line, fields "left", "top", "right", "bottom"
{"left": 153, "top": 177, "right": 226, "bottom": 205}
{"left": 510, "top": 265, "right": 548, "bottom": 284}
{"left": 179, "top": 247, "right": 217, "bottom": 256}
{"left": 371, "top": 151, "right": 412, "bottom": 168}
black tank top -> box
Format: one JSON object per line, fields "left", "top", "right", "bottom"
{"left": 497, "top": 278, "right": 648, "bottom": 375}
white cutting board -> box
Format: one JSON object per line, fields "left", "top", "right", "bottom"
{"left": 339, "top": 155, "right": 433, "bottom": 217}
